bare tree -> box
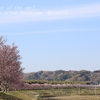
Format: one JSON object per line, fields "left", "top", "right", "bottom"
{"left": 0, "top": 36, "right": 24, "bottom": 92}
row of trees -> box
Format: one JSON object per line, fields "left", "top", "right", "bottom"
{"left": 20, "top": 83, "right": 99, "bottom": 90}
{"left": 0, "top": 36, "right": 24, "bottom": 92}
{"left": 24, "top": 80, "right": 89, "bottom": 85}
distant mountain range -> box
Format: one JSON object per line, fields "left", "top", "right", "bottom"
{"left": 23, "top": 70, "right": 100, "bottom": 84}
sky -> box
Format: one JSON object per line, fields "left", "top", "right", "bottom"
{"left": 0, "top": 0, "right": 100, "bottom": 72}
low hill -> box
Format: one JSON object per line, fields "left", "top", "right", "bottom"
{"left": 23, "top": 70, "right": 100, "bottom": 84}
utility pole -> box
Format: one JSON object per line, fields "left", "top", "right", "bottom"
{"left": 94, "top": 82, "right": 97, "bottom": 96}
{"left": 79, "top": 83, "right": 80, "bottom": 95}
{"left": 95, "top": 85, "right": 96, "bottom": 96}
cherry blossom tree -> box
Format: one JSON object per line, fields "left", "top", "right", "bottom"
{"left": 0, "top": 36, "right": 24, "bottom": 92}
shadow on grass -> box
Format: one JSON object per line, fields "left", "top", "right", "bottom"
{"left": 0, "top": 92, "right": 23, "bottom": 100}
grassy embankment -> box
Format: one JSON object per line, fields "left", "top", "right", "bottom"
{"left": 0, "top": 88, "right": 100, "bottom": 100}
{"left": 0, "top": 91, "right": 38, "bottom": 100}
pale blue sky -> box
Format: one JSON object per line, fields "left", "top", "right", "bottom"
{"left": 0, "top": 0, "right": 100, "bottom": 72}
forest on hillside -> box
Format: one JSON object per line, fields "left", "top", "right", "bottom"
{"left": 24, "top": 70, "right": 100, "bottom": 84}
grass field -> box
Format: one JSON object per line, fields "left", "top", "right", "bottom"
{"left": 0, "top": 88, "right": 100, "bottom": 100}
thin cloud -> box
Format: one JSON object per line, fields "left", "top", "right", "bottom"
{"left": 1, "top": 30, "right": 78, "bottom": 35}
{"left": 2, "top": 28, "right": 99, "bottom": 35}
{"left": 0, "top": 3, "right": 100, "bottom": 24}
